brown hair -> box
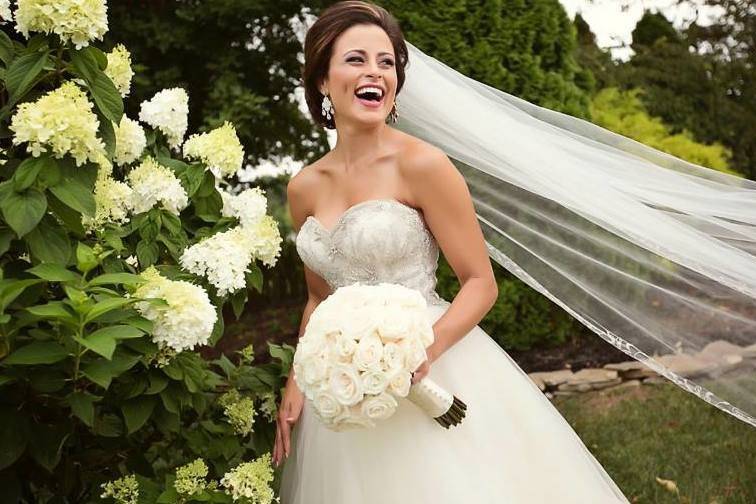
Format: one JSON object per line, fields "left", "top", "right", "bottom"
{"left": 302, "top": 1, "right": 409, "bottom": 129}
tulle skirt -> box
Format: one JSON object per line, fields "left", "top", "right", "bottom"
{"left": 279, "top": 300, "right": 630, "bottom": 503}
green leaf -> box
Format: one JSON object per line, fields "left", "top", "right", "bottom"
{"left": 75, "top": 242, "right": 98, "bottom": 274}
{"left": 90, "top": 73, "right": 123, "bottom": 123}
{"left": 69, "top": 46, "right": 100, "bottom": 83}
{"left": 5, "top": 51, "right": 48, "bottom": 104}
{"left": 87, "top": 272, "right": 143, "bottom": 287}
{"left": 0, "top": 30, "right": 14, "bottom": 66}
{"left": 0, "top": 228, "right": 14, "bottom": 257}
{"left": 0, "top": 278, "right": 44, "bottom": 312}
{"left": 0, "top": 411, "right": 29, "bottom": 470}
{"left": 230, "top": 288, "right": 248, "bottom": 320}
{"left": 26, "top": 217, "right": 73, "bottom": 264}
{"left": 89, "top": 324, "right": 144, "bottom": 341}
{"left": 26, "top": 301, "right": 77, "bottom": 322}
{"left": 95, "top": 107, "right": 116, "bottom": 159}
{"left": 145, "top": 372, "right": 169, "bottom": 395}
{"left": 29, "top": 423, "right": 69, "bottom": 472}
{"left": 74, "top": 332, "right": 116, "bottom": 360}
{"left": 49, "top": 173, "right": 96, "bottom": 217}
{"left": 178, "top": 163, "right": 205, "bottom": 196}
{"left": 46, "top": 192, "right": 85, "bottom": 236}
{"left": 209, "top": 305, "right": 224, "bottom": 345}
{"left": 3, "top": 341, "right": 68, "bottom": 365}
{"left": 12, "top": 156, "right": 53, "bottom": 191}
{"left": 136, "top": 240, "right": 159, "bottom": 267}
{"left": 245, "top": 263, "right": 263, "bottom": 293}
{"left": 27, "top": 263, "right": 80, "bottom": 282}
{"left": 83, "top": 297, "right": 136, "bottom": 324}
{"left": 121, "top": 396, "right": 157, "bottom": 434}
{"left": 92, "top": 413, "right": 123, "bottom": 437}
{"left": 0, "top": 183, "right": 47, "bottom": 237}
{"left": 68, "top": 391, "right": 99, "bottom": 427}
{"left": 82, "top": 352, "right": 139, "bottom": 389}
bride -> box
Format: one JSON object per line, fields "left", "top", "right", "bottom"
{"left": 274, "top": 1, "right": 756, "bottom": 502}
{"left": 273, "top": 2, "right": 630, "bottom": 502}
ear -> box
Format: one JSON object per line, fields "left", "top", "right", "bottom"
{"left": 318, "top": 78, "right": 329, "bottom": 96}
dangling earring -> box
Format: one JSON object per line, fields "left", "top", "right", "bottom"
{"left": 388, "top": 101, "right": 399, "bottom": 124}
{"left": 321, "top": 93, "right": 334, "bottom": 121}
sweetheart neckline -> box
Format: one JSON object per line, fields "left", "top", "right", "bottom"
{"left": 304, "top": 198, "right": 420, "bottom": 235}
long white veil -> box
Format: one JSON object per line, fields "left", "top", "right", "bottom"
{"left": 395, "top": 41, "right": 756, "bottom": 427}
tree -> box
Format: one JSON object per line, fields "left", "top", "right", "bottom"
{"left": 375, "top": 0, "right": 594, "bottom": 118}
{"left": 106, "top": 1, "right": 333, "bottom": 168}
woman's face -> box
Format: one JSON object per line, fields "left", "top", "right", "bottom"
{"left": 321, "top": 23, "right": 397, "bottom": 128}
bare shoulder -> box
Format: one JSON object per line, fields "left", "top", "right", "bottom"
{"left": 287, "top": 160, "right": 325, "bottom": 230}
{"left": 395, "top": 134, "right": 462, "bottom": 203}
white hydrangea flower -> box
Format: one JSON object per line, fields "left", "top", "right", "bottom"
{"left": 105, "top": 44, "right": 133, "bottom": 98}
{"left": 113, "top": 115, "right": 146, "bottom": 166}
{"left": 138, "top": 87, "right": 188, "bottom": 150}
{"left": 0, "top": 0, "right": 11, "bottom": 23}
{"left": 240, "top": 214, "right": 283, "bottom": 268}
{"left": 10, "top": 81, "right": 106, "bottom": 166}
{"left": 83, "top": 173, "right": 134, "bottom": 230}
{"left": 174, "top": 458, "right": 208, "bottom": 497}
{"left": 221, "top": 187, "right": 268, "bottom": 227}
{"left": 15, "top": 0, "right": 108, "bottom": 49}
{"left": 182, "top": 121, "right": 244, "bottom": 179}
{"left": 179, "top": 227, "right": 256, "bottom": 297}
{"left": 100, "top": 474, "right": 138, "bottom": 504}
{"left": 219, "top": 389, "right": 257, "bottom": 436}
{"left": 134, "top": 266, "right": 217, "bottom": 353}
{"left": 220, "top": 454, "right": 276, "bottom": 503}
{"left": 127, "top": 156, "right": 188, "bottom": 215}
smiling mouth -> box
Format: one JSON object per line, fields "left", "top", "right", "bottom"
{"left": 354, "top": 87, "right": 385, "bottom": 109}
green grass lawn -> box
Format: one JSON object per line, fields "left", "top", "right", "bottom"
{"left": 551, "top": 382, "right": 756, "bottom": 503}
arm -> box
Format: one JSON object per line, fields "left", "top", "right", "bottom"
{"left": 274, "top": 168, "right": 332, "bottom": 467}
{"left": 403, "top": 143, "right": 499, "bottom": 365}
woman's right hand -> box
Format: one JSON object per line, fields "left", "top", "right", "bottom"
{"left": 273, "top": 374, "right": 305, "bottom": 468}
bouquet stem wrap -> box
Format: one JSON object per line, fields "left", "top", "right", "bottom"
{"left": 407, "top": 377, "right": 467, "bottom": 428}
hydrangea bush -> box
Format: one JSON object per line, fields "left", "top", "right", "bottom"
{"left": 0, "top": 2, "right": 292, "bottom": 502}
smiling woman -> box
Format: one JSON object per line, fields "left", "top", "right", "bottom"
{"left": 300, "top": 1, "right": 407, "bottom": 130}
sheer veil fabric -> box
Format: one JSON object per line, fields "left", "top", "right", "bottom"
{"left": 395, "top": 41, "right": 756, "bottom": 427}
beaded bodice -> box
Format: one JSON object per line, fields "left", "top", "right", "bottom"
{"left": 295, "top": 198, "right": 448, "bottom": 306}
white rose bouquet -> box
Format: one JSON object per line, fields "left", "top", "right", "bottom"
{"left": 292, "top": 283, "right": 467, "bottom": 431}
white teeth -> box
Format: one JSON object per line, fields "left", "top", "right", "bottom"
{"left": 355, "top": 86, "right": 384, "bottom": 98}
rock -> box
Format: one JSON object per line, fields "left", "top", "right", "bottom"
{"left": 567, "top": 368, "right": 619, "bottom": 384}
{"left": 528, "top": 369, "right": 574, "bottom": 388}
{"left": 552, "top": 390, "right": 577, "bottom": 396}
{"left": 558, "top": 381, "right": 594, "bottom": 393}
{"left": 529, "top": 375, "right": 546, "bottom": 391}
{"left": 699, "top": 340, "right": 746, "bottom": 359}
{"left": 653, "top": 353, "right": 718, "bottom": 378}
{"left": 604, "top": 361, "right": 658, "bottom": 379}
{"left": 743, "top": 344, "right": 756, "bottom": 359}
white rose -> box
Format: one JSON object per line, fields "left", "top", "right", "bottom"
{"left": 328, "top": 364, "right": 364, "bottom": 406}
{"left": 360, "top": 391, "right": 398, "bottom": 421}
{"left": 353, "top": 333, "right": 384, "bottom": 371}
{"left": 387, "top": 369, "right": 411, "bottom": 397}
{"left": 343, "top": 310, "right": 380, "bottom": 341}
{"left": 312, "top": 390, "right": 344, "bottom": 419}
{"left": 411, "top": 315, "right": 435, "bottom": 347}
{"left": 381, "top": 342, "right": 404, "bottom": 371}
{"left": 376, "top": 306, "right": 413, "bottom": 342}
{"left": 402, "top": 337, "right": 428, "bottom": 371}
{"left": 331, "top": 333, "right": 358, "bottom": 363}
{"left": 361, "top": 369, "right": 389, "bottom": 395}
{"left": 301, "top": 355, "right": 329, "bottom": 386}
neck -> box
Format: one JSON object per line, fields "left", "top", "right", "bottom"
{"left": 331, "top": 119, "right": 390, "bottom": 170}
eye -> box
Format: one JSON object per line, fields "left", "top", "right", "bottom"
{"left": 382, "top": 59, "right": 395, "bottom": 66}
{"left": 347, "top": 56, "right": 363, "bottom": 63}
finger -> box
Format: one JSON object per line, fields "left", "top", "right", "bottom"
{"left": 274, "top": 421, "right": 283, "bottom": 466}
{"left": 284, "top": 416, "right": 295, "bottom": 455}
{"left": 281, "top": 418, "right": 291, "bottom": 457}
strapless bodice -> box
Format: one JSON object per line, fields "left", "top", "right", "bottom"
{"left": 294, "top": 198, "right": 448, "bottom": 306}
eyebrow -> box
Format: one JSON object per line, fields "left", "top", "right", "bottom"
{"left": 343, "top": 49, "right": 395, "bottom": 58}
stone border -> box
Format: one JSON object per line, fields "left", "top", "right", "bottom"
{"left": 527, "top": 340, "right": 756, "bottom": 399}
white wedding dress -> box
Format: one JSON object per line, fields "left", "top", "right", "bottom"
{"left": 279, "top": 197, "right": 630, "bottom": 503}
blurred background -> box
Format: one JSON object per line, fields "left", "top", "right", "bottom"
{"left": 109, "top": 1, "right": 755, "bottom": 500}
